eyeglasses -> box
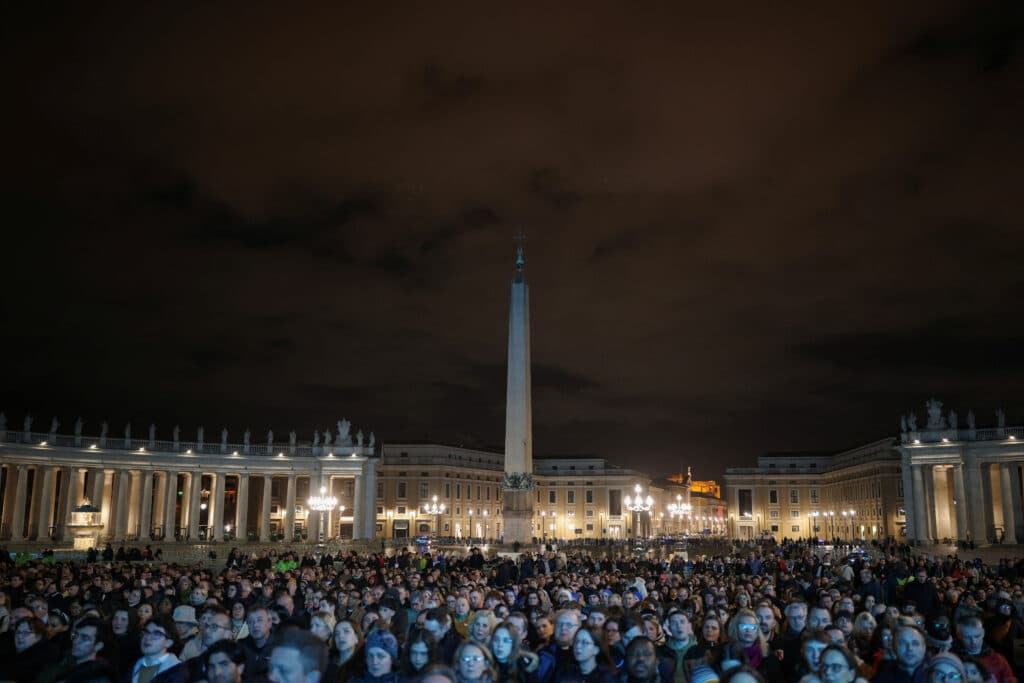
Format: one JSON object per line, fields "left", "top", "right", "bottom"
{"left": 931, "top": 672, "right": 962, "bottom": 682}
{"left": 462, "top": 655, "right": 485, "bottom": 662}
{"left": 738, "top": 623, "right": 758, "bottom": 631}
{"left": 142, "top": 629, "right": 169, "bottom": 639}
{"left": 71, "top": 632, "right": 95, "bottom": 641}
{"left": 822, "top": 663, "right": 850, "bottom": 674}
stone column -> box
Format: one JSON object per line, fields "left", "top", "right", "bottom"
{"left": 236, "top": 473, "right": 249, "bottom": 542}
{"left": 188, "top": 472, "right": 203, "bottom": 541}
{"left": 900, "top": 452, "right": 915, "bottom": 542}
{"left": 284, "top": 473, "right": 296, "bottom": 540}
{"left": 60, "top": 467, "right": 81, "bottom": 542}
{"left": 981, "top": 463, "right": 997, "bottom": 542}
{"left": 27, "top": 467, "right": 44, "bottom": 539}
{"left": 1000, "top": 463, "right": 1018, "bottom": 543}
{"left": 307, "top": 475, "right": 320, "bottom": 542}
{"left": 364, "top": 459, "right": 377, "bottom": 539}
{"left": 2, "top": 465, "right": 19, "bottom": 539}
{"left": 965, "top": 462, "right": 987, "bottom": 543}
{"left": 36, "top": 467, "right": 57, "bottom": 540}
{"left": 89, "top": 469, "right": 105, "bottom": 511}
{"left": 139, "top": 471, "right": 154, "bottom": 541}
{"left": 923, "top": 467, "right": 938, "bottom": 542}
{"left": 125, "top": 471, "right": 140, "bottom": 539}
{"left": 1012, "top": 464, "right": 1024, "bottom": 543}
{"left": 210, "top": 472, "right": 224, "bottom": 542}
{"left": 163, "top": 471, "right": 178, "bottom": 540}
{"left": 113, "top": 470, "right": 130, "bottom": 541}
{"left": 352, "top": 473, "right": 363, "bottom": 540}
{"left": 260, "top": 475, "right": 272, "bottom": 542}
{"left": 326, "top": 477, "right": 335, "bottom": 539}
{"left": 911, "top": 465, "right": 928, "bottom": 545}
{"left": 11, "top": 465, "right": 28, "bottom": 542}
{"left": 952, "top": 464, "right": 968, "bottom": 541}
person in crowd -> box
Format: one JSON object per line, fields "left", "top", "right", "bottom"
{"left": 326, "top": 617, "right": 364, "bottom": 681}
{"left": 872, "top": 624, "right": 928, "bottom": 683}
{"left": 205, "top": 640, "right": 248, "bottom": 683}
{"left": 350, "top": 628, "right": 403, "bottom": 683}
{"left": 401, "top": 626, "right": 441, "bottom": 679}
{"left": 954, "top": 616, "right": 1017, "bottom": 683}
{"left": 453, "top": 640, "right": 496, "bottom": 683}
{"left": 488, "top": 622, "right": 538, "bottom": 682}
{"left": 818, "top": 644, "right": 859, "bottom": 683}
{"left": 132, "top": 614, "right": 187, "bottom": 683}
{"left": 268, "top": 627, "right": 328, "bottom": 683}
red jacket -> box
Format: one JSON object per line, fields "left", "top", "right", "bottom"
{"left": 976, "top": 649, "right": 1017, "bottom": 683}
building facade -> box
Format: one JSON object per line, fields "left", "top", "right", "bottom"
{"left": 0, "top": 421, "right": 376, "bottom": 546}
{"left": 723, "top": 439, "right": 904, "bottom": 542}
{"left": 377, "top": 444, "right": 723, "bottom": 541}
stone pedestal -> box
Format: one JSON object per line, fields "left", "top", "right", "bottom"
{"left": 503, "top": 488, "right": 534, "bottom": 545}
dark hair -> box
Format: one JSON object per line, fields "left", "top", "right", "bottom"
{"left": 272, "top": 626, "right": 328, "bottom": 675}
{"left": 147, "top": 614, "right": 183, "bottom": 654}
{"left": 573, "top": 625, "right": 617, "bottom": 673}
{"left": 205, "top": 639, "right": 246, "bottom": 667}
{"left": 65, "top": 660, "right": 119, "bottom": 683}
{"left": 399, "top": 626, "right": 439, "bottom": 676}
{"left": 819, "top": 644, "right": 858, "bottom": 672}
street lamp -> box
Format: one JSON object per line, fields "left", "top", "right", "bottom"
{"left": 423, "top": 495, "right": 446, "bottom": 537}
{"left": 624, "top": 484, "right": 653, "bottom": 539}
{"left": 308, "top": 486, "right": 337, "bottom": 545}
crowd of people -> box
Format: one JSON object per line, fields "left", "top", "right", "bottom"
{"left": 2, "top": 537, "right": 1024, "bottom": 683}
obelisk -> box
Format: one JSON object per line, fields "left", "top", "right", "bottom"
{"left": 502, "top": 236, "right": 534, "bottom": 546}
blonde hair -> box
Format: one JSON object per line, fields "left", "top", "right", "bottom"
{"left": 726, "top": 608, "right": 770, "bottom": 656}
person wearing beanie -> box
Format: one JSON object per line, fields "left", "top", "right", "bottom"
{"left": 689, "top": 664, "right": 720, "bottom": 683}
{"left": 928, "top": 652, "right": 968, "bottom": 681}
{"left": 350, "top": 628, "right": 402, "bottom": 683}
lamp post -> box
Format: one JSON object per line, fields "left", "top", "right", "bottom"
{"left": 423, "top": 495, "right": 446, "bottom": 538}
{"left": 338, "top": 505, "right": 346, "bottom": 540}
{"left": 307, "top": 486, "right": 337, "bottom": 545}
{"left": 624, "top": 484, "right": 653, "bottom": 539}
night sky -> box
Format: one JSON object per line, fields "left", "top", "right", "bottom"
{"left": 3, "top": 3, "right": 1024, "bottom": 480}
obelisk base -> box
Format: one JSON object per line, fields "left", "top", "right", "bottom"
{"left": 502, "top": 488, "right": 534, "bottom": 546}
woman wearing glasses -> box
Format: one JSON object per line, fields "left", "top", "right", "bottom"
{"left": 725, "top": 609, "right": 782, "bottom": 680}
{"left": 452, "top": 640, "right": 496, "bottom": 683}
{"left": 818, "top": 644, "right": 859, "bottom": 683}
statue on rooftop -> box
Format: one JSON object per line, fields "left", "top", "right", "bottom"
{"left": 172, "top": 424, "right": 180, "bottom": 446}
{"left": 356, "top": 430, "right": 364, "bottom": 447}
{"left": 243, "top": 429, "right": 251, "bottom": 447}
{"left": 926, "top": 398, "right": 945, "bottom": 430}
{"left": 368, "top": 431, "right": 376, "bottom": 449}
{"left": 267, "top": 430, "right": 273, "bottom": 451}
{"left": 324, "top": 430, "right": 333, "bottom": 449}
{"left": 997, "top": 408, "right": 1006, "bottom": 428}
{"left": 289, "top": 431, "right": 296, "bottom": 447}
{"left": 949, "top": 409, "right": 958, "bottom": 431}
{"left": 337, "top": 419, "right": 352, "bottom": 445}
{"left": 908, "top": 413, "right": 918, "bottom": 432}
{"left": 50, "top": 416, "right": 59, "bottom": 436}
{"left": 74, "top": 417, "right": 83, "bottom": 437}
{"left": 99, "top": 421, "right": 108, "bottom": 447}
{"left": 313, "top": 430, "right": 320, "bottom": 448}
{"left": 900, "top": 415, "right": 908, "bottom": 433}
{"left": 23, "top": 414, "right": 32, "bottom": 441}
{"left": 197, "top": 426, "right": 205, "bottom": 449}
{"left": 220, "top": 428, "right": 228, "bottom": 453}
{"left": 124, "top": 423, "right": 132, "bottom": 447}
{"left": 149, "top": 423, "right": 157, "bottom": 445}
{"left": 968, "top": 411, "right": 976, "bottom": 430}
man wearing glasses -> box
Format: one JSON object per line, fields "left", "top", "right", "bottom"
{"left": 132, "top": 614, "right": 186, "bottom": 683}
{"left": 37, "top": 616, "right": 110, "bottom": 683}
{"left": 187, "top": 608, "right": 235, "bottom": 681}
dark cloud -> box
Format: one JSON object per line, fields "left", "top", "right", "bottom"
{"left": 2, "top": 2, "right": 1023, "bottom": 480}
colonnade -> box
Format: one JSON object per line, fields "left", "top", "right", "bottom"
{"left": 902, "top": 456, "right": 1024, "bottom": 544}
{"left": 0, "top": 444, "right": 377, "bottom": 544}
